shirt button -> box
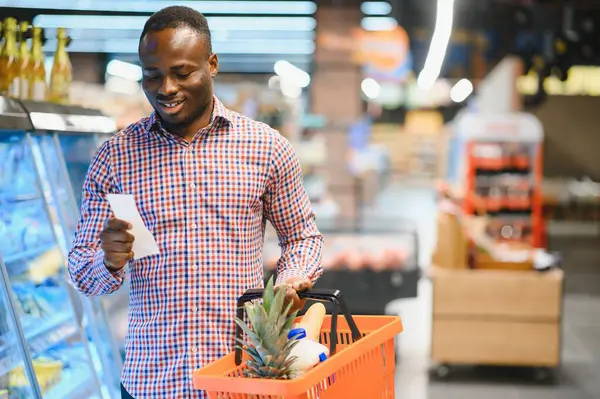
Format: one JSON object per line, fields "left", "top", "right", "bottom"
{"left": 192, "top": 306, "right": 198, "bottom": 312}
{"left": 191, "top": 223, "right": 198, "bottom": 229}
{"left": 191, "top": 347, "right": 198, "bottom": 354}
{"left": 190, "top": 182, "right": 196, "bottom": 189}
{"left": 192, "top": 264, "right": 199, "bottom": 271}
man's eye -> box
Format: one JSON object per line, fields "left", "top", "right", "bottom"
{"left": 144, "top": 75, "right": 160, "bottom": 81}
{"left": 177, "top": 72, "right": 191, "bottom": 79}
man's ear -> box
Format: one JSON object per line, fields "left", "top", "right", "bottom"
{"left": 208, "top": 53, "right": 219, "bottom": 78}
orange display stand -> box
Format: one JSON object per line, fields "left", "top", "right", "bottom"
{"left": 445, "top": 112, "right": 545, "bottom": 248}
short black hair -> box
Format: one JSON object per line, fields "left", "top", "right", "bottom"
{"left": 140, "top": 6, "right": 212, "bottom": 53}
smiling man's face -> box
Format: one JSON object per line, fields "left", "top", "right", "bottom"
{"left": 139, "top": 26, "right": 218, "bottom": 137}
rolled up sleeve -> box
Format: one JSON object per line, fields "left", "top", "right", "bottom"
{"left": 67, "top": 141, "right": 125, "bottom": 296}
{"left": 263, "top": 132, "right": 324, "bottom": 286}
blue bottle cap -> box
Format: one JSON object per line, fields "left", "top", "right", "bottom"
{"left": 318, "top": 352, "right": 327, "bottom": 362}
{"left": 288, "top": 327, "right": 307, "bottom": 340}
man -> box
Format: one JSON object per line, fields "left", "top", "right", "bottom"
{"left": 67, "top": 6, "right": 323, "bottom": 399}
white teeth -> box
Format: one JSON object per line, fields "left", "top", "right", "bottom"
{"left": 161, "top": 101, "right": 182, "bottom": 108}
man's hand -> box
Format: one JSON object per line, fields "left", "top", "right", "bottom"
{"left": 278, "top": 276, "right": 313, "bottom": 314}
{"left": 100, "top": 218, "right": 134, "bottom": 272}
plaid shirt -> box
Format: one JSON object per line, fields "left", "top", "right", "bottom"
{"left": 67, "top": 97, "right": 324, "bottom": 398}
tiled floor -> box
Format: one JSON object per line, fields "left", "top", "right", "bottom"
{"left": 373, "top": 184, "right": 600, "bottom": 399}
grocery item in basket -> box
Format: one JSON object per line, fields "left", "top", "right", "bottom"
{"left": 233, "top": 277, "right": 300, "bottom": 380}
{"left": 286, "top": 327, "right": 329, "bottom": 378}
{"left": 294, "top": 302, "right": 326, "bottom": 341}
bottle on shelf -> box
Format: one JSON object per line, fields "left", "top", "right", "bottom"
{"left": 29, "top": 26, "right": 47, "bottom": 101}
{"left": 0, "top": 20, "right": 4, "bottom": 59}
{"left": 0, "top": 17, "right": 20, "bottom": 97}
{"left": 17, "top": 21, "right": 31, "bottom": 100}
{"left": 48, "top": 27, "right": 72, "bottom": 104}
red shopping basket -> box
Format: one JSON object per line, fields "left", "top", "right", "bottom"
{"left": 193, "top": 288, "right": 403, "bottom": 398}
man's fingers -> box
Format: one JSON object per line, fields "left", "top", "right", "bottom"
{"left": 109, "top": 231, "right": 135, "bottom": 243}
{"left": 285, "top": 287, "right": 306, "bottom": 313}
{"left": 104, "top": 218, "right": 133, "bottom": 231}
{"left": 291, "top": 280, "right": 312, "bottom": 292}
{"left": 103, "top": 242, "right": 133, "bottom": 254}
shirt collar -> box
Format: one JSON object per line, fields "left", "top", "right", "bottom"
{"left": 145, "top": 95, "right": 233, "bottom": 136}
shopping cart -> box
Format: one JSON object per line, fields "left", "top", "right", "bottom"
{"left": 193, "top": 288, "right": 403, "bottom": 398}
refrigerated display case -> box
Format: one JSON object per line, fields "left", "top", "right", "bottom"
{"left": 263, "top": 216, "right": 421, "bottom": 315}
{"left": 0, "top": 253, "right": 40, "bottom": 399}
{"left": 0, "top": 95, "right": 120, "bottom": 398}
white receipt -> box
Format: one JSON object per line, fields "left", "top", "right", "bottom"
{"left": 106, "top": 194, "right": 160, "bottom": 260}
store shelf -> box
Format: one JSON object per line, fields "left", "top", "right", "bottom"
{"left": 45, "top": 362, "right": 98, "bottom": 399}
{"left": 27, "top": 313, "right": 78, "bottom": 354}
{"left": 3, "top": 245, "right": 58, "bottom": 276}
{"left": 0, "top": 312, "right": 76, "bottom": 376}
{"left": 0, "top": 193, "right": 40, "bottom": 203}
{"left": 0, "top": 333, "right": 19, "bottom": 376}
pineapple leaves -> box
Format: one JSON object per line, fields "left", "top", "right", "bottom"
{"left": 235, "top": 277, "right": 302, "bottom": 380}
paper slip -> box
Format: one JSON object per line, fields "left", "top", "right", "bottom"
{"left": 106, "top": 194, "right": 160, "bottom": 260}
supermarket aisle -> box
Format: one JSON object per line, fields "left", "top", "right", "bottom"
{"left": 364, "top": 183, "right": 438, "bottom": 269}
{"left": 377, "top": 183, "right": 600, "bottom": 399}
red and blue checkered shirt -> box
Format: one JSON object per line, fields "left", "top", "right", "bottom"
{"left": 67, "top": 97, "right": 324, "bottom": 398}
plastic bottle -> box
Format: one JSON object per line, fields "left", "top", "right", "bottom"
{"left": 287, "top": 327, "right": 329, "bottom": 378}
{"left": 294, "top": 302, "right": 326, "bottom": 342}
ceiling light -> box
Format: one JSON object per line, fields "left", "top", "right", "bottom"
{"left": 361, "top": 78, "right": 381, "bottom": 99}
{"left": 43, "top": 39, "right": 315, "bottom": 55}
{"left": 106, "top": 59, "right": 142, "bottom": 81}
{"left": 360, "top": 17, "right": 398, "bottom": 31}
{"left": 274, "top": 60, "right": 311, "bottom": 88}
{"left": 450, "top": 79, "right": 474, "bottom": 103}
{"left": 417, "top": 0, "right": 455, "bottom": 89}
{"left": 0, "top": 0, "right": 317, "bottom": 14}
{"left": 361, "top": 2, "right": 392, "bottom": 16}
{"left": 105, "top": 76, "right": 141, "bottom": 95}
{"left": 280, "top": 80, "right": 302, "bottom": 99}
{"left": 33, "top": 15, "right": 317, "bottom": 31}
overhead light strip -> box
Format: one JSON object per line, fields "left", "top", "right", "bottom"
{"left": 360, "top": 2, "right": 392, "bottom": 16}
{"left": 417, "top": 0, "right": 455, "bottom": 89}
{"left": 33, "top": 14, "right": 317, "bottom": 31}
{"left": 0, "top": 0, "right": 317, "bottom": 14}
{"left": 42, "top": 38, "right": 316, "bottom": 55}
{"left": 40, "top": 28, "right": 316, "bottom": 41}
{"left": 361, "top": 17, "right": 397, "bottom": 31}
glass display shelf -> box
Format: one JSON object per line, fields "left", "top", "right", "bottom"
{"left": 0, "top": 273, "right": 38, "bottom": 399}
{"left": 58, "top": 133, "right": 110, "bottom": 208}
{"left": 0, "top": 131, "right": 104, "bottom": 399}
{"left": 0, "top": 95, "right": 121, "bottom": 398}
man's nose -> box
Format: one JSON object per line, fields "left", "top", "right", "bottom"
{"left": 158, "top": 76, "right": 178, "bottom": 97}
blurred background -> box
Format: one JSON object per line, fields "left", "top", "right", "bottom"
{"left": 1, "top": 0, "right": 600, "bottom": 398}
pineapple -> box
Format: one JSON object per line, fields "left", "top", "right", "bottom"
{"left": 234, "top": 277, "right": 300, "bottom": 379}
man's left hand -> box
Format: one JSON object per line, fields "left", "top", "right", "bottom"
{"left": 278, "top": 277, "right": 312, "bottom": 314}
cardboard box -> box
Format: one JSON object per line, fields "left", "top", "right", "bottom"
{"left": 431, "top": 211, "right": 468, "bottom": 269}
{"left": 431, "top": 267, "right": 563, "bottom": 367}
{"left": 432, "top": 267, "right": 563, "bottom": 320}
{"left": 475, "top": 249, "right": 533, "bottom": 271}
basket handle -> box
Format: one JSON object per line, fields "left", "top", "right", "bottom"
{"left": 235, "top": 288, "right": 362, "bottom": 366}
